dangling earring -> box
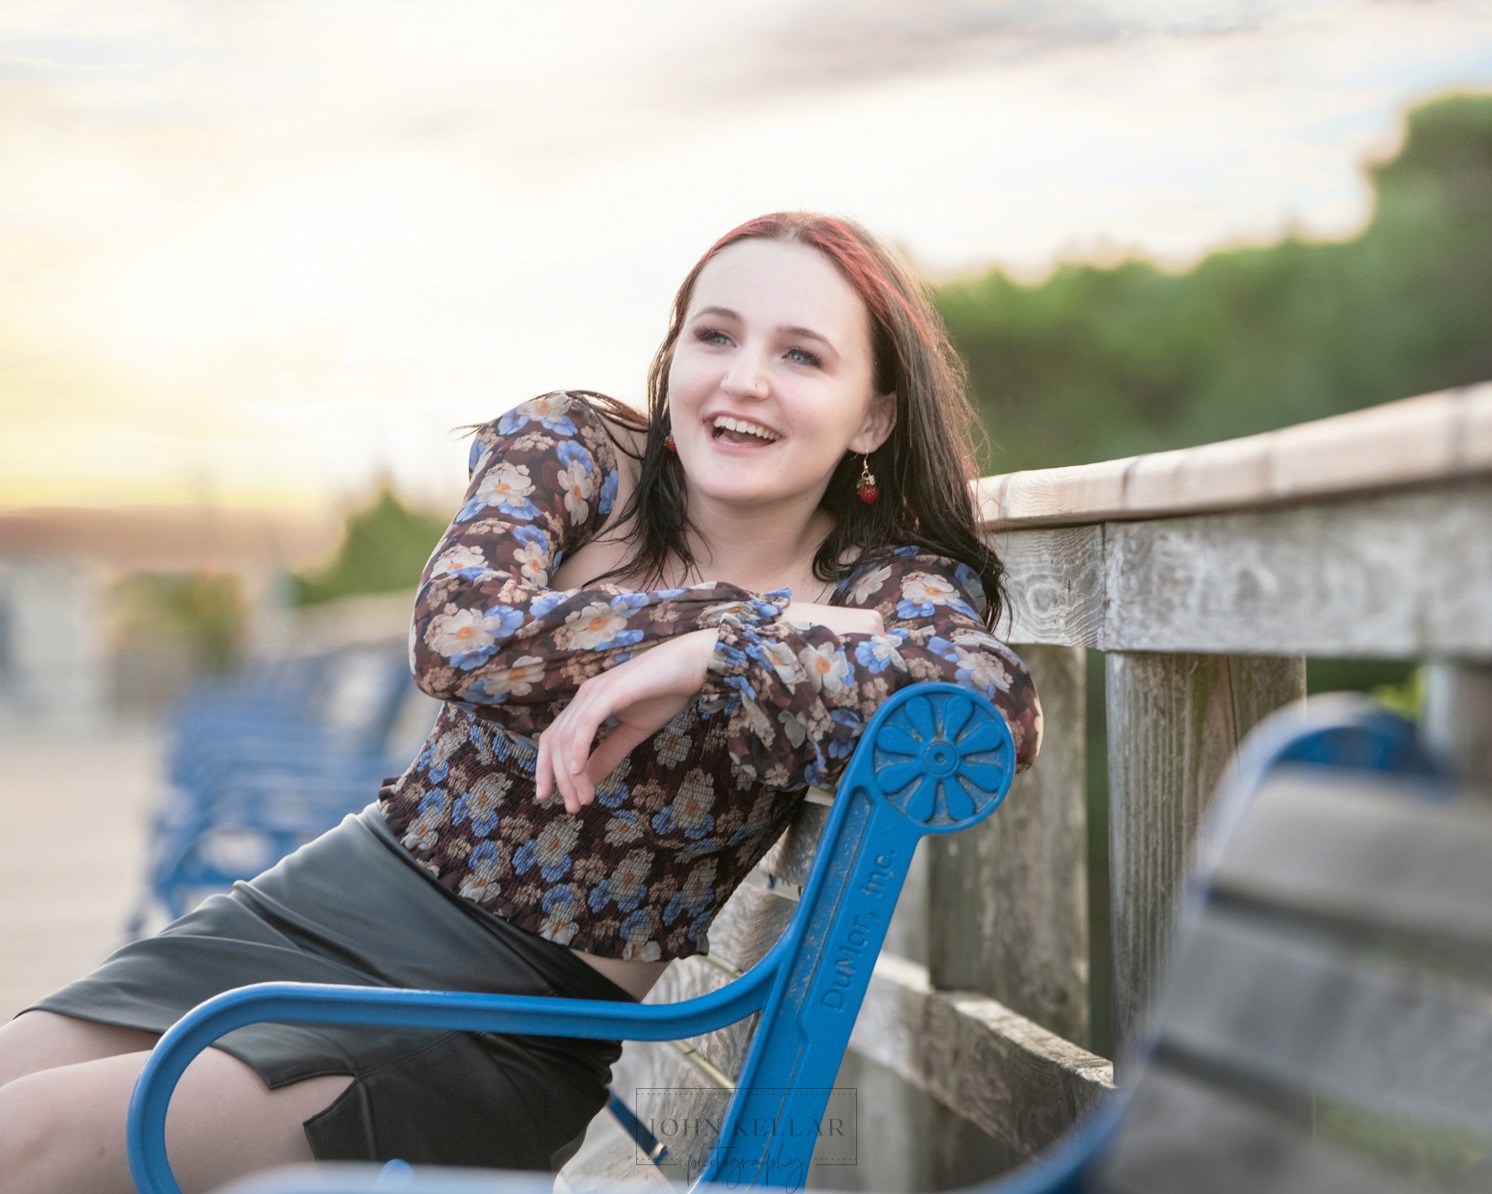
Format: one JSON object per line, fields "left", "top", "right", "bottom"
{"left": 856, "top": 455, "right": 879, "bottom": 505}
{"left": 664, "top": 432, "right": 677, "bottom": 454}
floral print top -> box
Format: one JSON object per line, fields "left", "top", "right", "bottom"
{"left": 380, "top": 391, "right": 1042, "bottom": 962}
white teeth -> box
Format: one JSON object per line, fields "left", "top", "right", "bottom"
{"left": 712, "top": 415, "right": 780, "bottom": 442}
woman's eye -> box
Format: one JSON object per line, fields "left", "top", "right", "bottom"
{"left": 785, "top": 346, "right": 822, "bottom": 368}
{"left": 693, "top": 327, "right": 731, "bottom": 347}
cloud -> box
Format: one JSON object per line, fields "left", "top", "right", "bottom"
{"left": 2, "top": 0, "right": 1491, "bottom": 509}
{"left": 675, "top": 0, "right": 1386, "bottom": 100}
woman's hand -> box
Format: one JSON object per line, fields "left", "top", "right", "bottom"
{"left": 536, "top": 629, "right": 719, "bottom": 814}
{"left": 780, "top": 601, "right": 885, "bottom": 636}
{"left": 534, "top": 603, "right": 880, "bottom": 814}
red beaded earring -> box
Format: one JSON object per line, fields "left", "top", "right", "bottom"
{"left": 856, "top": 456, "right": 879, "bottom": 505}
{"left": 665, "top": 432, "right": 677, "bottom": 454}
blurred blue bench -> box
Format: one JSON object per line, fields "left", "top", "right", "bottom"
{"left": 125, "top": 681, "right": 1021, "bottom": 1194}
{"left": 200, "top": 693, "right": 1492, "bottom": 1194}
{"left": 125, "top": 644, "right": 437, "bottom": 936}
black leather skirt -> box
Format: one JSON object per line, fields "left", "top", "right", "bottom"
{"left": 26, "top": 804, "right": 634, "bottom": 1171}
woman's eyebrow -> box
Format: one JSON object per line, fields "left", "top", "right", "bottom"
{"left": 781, "top": 325, "right": 836, "bottom": 352}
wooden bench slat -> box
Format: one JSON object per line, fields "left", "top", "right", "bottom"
{"left": 607, "top": 1035, "right": 726, "bottom": 1101}
{"left": 598, "top": 1037, "right": 732, "bottom": 1183}
{"left": 755, "top": 801, "right": 829, "bottom": 888}
{"left": 1213, "top": 771, "right": 1492, "bottom": 951}
{"left": 847, "top": 953, "right": 1113, "bottom": 1158}
{"left": 634, "top": 873, "right": 801, "bottom": 1082}
{"left": 1097, "top": 1066, "right": 1424, "bottom": 1194}
{"left": 634, "top": 952, "right": 1117, "bottom": 1167}
{"left": 560, "top": 1105, "right": 678, "bottom": 1193}
{"left": 643, "top": 957, "right": 755, "bottom": 1080}
{"left": 701, "top": 874, "right": 797, "bottom": 975}
{"left": 1162, "top": 909, "right": 1492, "bottom": 1137}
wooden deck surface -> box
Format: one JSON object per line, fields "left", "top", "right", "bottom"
{"left": 0, "top": 722, "right": 160, "bottom": 1022}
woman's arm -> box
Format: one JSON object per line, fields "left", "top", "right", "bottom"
{"left": 705, "top": 547, "right": 1043, "bottom": 791}
{"left": 533, "top": 603, "right": 887, "bottom": 813}
{"left": 534, "top": 552, "right": 1038, "bottom": 811}
{"left": 410, "top": 392, "right": 785, "bottom": 713}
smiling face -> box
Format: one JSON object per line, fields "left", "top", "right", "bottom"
{"left": 665, "top": 237, "right": 896, "bottom": 522}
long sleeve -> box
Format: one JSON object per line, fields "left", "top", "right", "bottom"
{"left": 703, "top": 545, "right": 1043, "bottom": 791}
{"left": 411, "top": 392, "right": 784, "bottom": 722}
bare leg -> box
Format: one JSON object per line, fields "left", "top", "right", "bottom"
{"left": 0, "top": 1015, "right": 353, "bottom": 1194}
{"left": 0, "top": 1010, "right": 159, "bottom": 1088}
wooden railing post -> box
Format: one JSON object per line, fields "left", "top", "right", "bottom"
{"left": 1105, "top": 652, "right": 1305, "bottom": 1059}
{"left": 1424, "top": 662, "right": 1492, "bottom": 794}
{"left": 928, "top": 643, "right": 1090, "bottom": 1047}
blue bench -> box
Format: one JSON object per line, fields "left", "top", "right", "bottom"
{"left": 126, "top": 645, "right": 434, "bottom": 935}
{"left": 208, "top": 693, "right": 1492, "bottom": 1193}
{"left": 126, "top": 681, "right": 1021, "bottom": 1194}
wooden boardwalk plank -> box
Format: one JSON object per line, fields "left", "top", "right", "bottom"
{"left": 0, "top": 726, "right": 159, "bottom": 1022}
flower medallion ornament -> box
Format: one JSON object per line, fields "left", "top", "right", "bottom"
{"left": 870, "top": 688, "right": 1015, "bottom": 830}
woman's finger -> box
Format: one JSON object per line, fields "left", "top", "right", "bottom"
{"left": 546, "top": 685, "right": 609, "bottom": 812}
{"left": 565, "top": 676, "right": 628, "bottom": 776}
{"left": 539, "top": 714, "right": 573, "bottom": 801}
{"left": 535, "top": 735, "right": 553, "bottom": 803}
{"left": 557, "top": 754, "right": 580, "bottom": 814}
{"left": 539, "top": 720, "right": 582, "bottom": 814}
{"left": 569, "top": 712, "right": 595, "bottom": 776}
{"left": 584, "top": 721, "right": 650, "bottom": 790}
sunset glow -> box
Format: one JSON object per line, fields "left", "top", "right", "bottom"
{"left": 3, "top": 1, "right": 1491, "bottom": 512}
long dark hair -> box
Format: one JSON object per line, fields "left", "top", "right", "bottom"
{"left": 600, "top": 212, "right": 1005, "bottom": 629}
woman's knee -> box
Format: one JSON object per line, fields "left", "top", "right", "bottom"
{"left": 0, "top": 1049, "right": 351, "bottom": 1194}
{"left": 0, "top": 1066, "right": 137, "bottom": 1194}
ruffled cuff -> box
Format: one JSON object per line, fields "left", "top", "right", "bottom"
{"left": 703, "top": 610, "right": 752, "bottom": 686}
{"left": 699, "top": 612, "right": 820, "bottom": 790}
{"left": 694, "top": 588, "right": 790, "bottom": 631}
{"left": 695, "top": 591, "right": 787, "bottom": 717}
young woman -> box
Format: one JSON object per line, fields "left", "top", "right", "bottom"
{"left": 0, "top": 212, "right": 1041, "bottom": 1192}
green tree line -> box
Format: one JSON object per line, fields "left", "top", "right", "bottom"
{"left": 939, "top": 91, "right": 1492, "bottom": 475}
{"left": 292, "top": 486, "right": 449, "bottom": 606}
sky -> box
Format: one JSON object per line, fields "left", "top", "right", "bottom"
{"left": 3, "top": 0, "right": 1492, "bottom": 513}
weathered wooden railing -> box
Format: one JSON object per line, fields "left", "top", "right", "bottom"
{"left": 569, "top": 381, "right": 1491, "bottom": 1192}
{"left": 560, "top": 385, "right": 1492, "bottom": 1194}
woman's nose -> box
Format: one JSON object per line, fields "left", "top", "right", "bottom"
{"left": 722, "top": 353, "right": 768, "bottom": 398}
{"left": 722, "top": 347, "right": 769, "bottom": 399}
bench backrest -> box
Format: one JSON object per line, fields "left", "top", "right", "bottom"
{"left": 1091, "top": 702, "right": 1492, "bottom": 1193}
